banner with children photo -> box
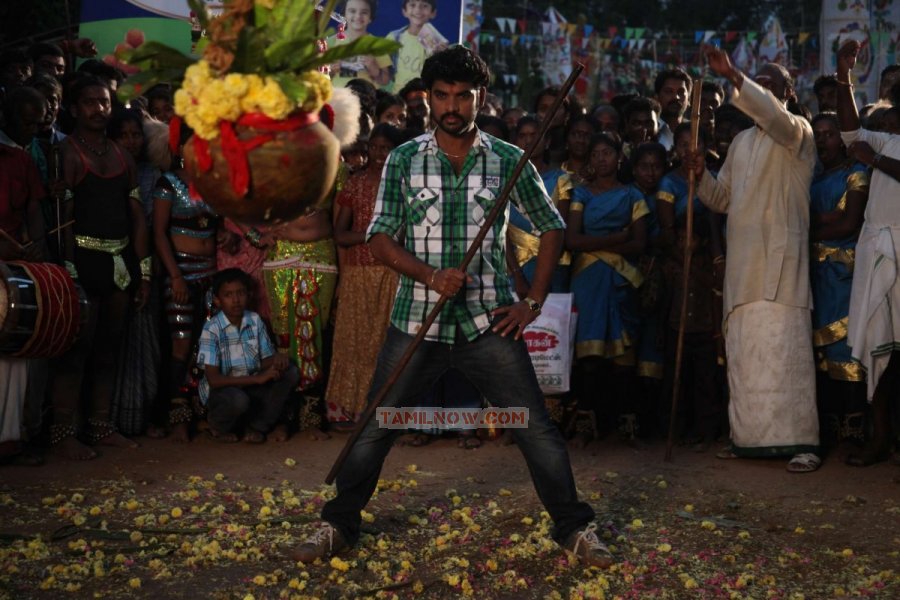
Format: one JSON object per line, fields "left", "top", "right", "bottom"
{"left": 329, "top": 0, "right": 464, "bottom": 91}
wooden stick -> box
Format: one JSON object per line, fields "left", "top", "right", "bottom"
{"left": 326, "top": 64, "right": 585, "bottom": 484}
{"left": 0, "top": 228, "right": 25, "bottom": 251}
{"left": 664, "top": 79, "right": 704, "bottom": 463}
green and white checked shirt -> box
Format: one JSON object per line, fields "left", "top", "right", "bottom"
{"left": 366, "top": 129, "right": 565, "bottom": 344}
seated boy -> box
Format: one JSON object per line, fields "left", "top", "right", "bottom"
{"left": 198, "top": 268, "right": 300, "bottom": 443}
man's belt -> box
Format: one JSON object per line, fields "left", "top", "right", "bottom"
{"left": 76, "top": 235, "right": 131, "bottom": 290}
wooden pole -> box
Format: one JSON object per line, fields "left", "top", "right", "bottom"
{"left": 664, "top": 79, "right": 704, "bottom": 463}
{"left": 325, "top": 64, "right": 585, "bottom": 485}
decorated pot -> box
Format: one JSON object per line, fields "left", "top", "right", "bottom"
{"left": 183, "top": 111, "right": 340, "bottom": 225}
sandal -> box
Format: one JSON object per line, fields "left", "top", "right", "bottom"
{"left": 243, "top": 429, "right": 266, "bottom": 444}
{"left": 457, "top": 433, "right": 481, "bottom": 449}
{"left": 787, "top": 452, "right": 822, "bottom": 473}
{"left": 205, "top": 428, "right": 239, "bottom": 443}
{"left": 716, "top": 446, "right": 739, "bottom": 459}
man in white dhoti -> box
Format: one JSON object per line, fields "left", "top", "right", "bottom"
{"left": 836, "top": 41, "right": 900, "bottom": 467}
{"left": 687, "top": 47, "right": 822, "bottom": 472}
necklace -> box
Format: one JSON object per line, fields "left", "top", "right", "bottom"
{"left": 439, "top": 147, "right": 469, "bottom": 159}
{"left": 76, "top": 134, "right": 110, "bottom": 157}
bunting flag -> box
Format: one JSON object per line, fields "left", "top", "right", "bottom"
{"left": 746, "top": 31, "right": 758, "bottom": 43}
{"left": 694, "top": 31, "right": 704, "bottom": 44}
{"left": 505, "top": 18, "right": 516, "bottom": 34}
{"left": 583, "top": 24, "right": 593, "bottom": 37}
{"left": 608, "top": 26, "right": 618, "bottom": 38}
{"left": 703, "top": 30, "right": 717, "bottom": 43}
{"left": 635, "top": 28, "right": 646, "bottom": 39}
{"left": 725, "top": 31, "right": 738, "bottom": 43}
{"left": 625, "top": 27, "right": 635, "bottom": 39}
{"left": 495, "top": 17, "right": 507, "bottom": 33}
{"left": 517, "top": 19, "right": 527, "bottom": 34}
{"left": 798, "top": 32, "right": 811, "bottom": 44}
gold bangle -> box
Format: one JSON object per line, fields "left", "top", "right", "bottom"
{"left": 428, "top": 269, "right": 438, "bottom": 288}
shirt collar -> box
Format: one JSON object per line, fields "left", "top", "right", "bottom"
{"left": 423, "top": 126, "right": 491, "bottom": 159}
{"left": 217, "top": 310, "right": 251, "bottom": 332}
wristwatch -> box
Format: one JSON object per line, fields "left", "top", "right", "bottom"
{"left": 523, "top": 296, "right": 542, "bottom": 314}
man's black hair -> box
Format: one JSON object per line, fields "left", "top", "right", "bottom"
{"left": 108, "top": 107, "right": 145, "bottom": 144}
{"left": 701, "top": 80, "right": 725, "bottom": 99}
{"left": 27, "top": 71, "right": 62, "bottom": 97}
{"left": 622, "top": 96, "right": 661, "bottom": 122}
{"left": 27, "top": 42, "right": 63, "bottom": 62}
{"left": 2, "top": 85, "right": 45, "bottom": 127}
{"left": 144, "top": 83, "right": 173, "bottom": 103}
{"left": 565, "top": 113, "right": 598, "bottom": 136}
{"left": 67, "top": 74, "right": 111, "bottom": 106}
{"left": 813, "top": 74, "right": 838, "bottom": 96}
{"left": 714, "top": 104, "right": 753, "bottom": 130}
{"left": 213, "top": 268, "right": 252, "bottom": 297}
{"left": 420, "top": 45, "right": 491, "bottom": 89}
{"left": 77, "top": 59, "right": 124, "bottom": 86}
{"left": 475, "top": 114, "right": 509, "bottom": 141}
{"left": 880, "top": 64, "right": 900, "bottom": 84}
{"left": 654, "top": 67, "right": 692, "bottom": 96}
{"left": 532, "top": 85, "right": 565, "bottom": 114}
{"left": 398, "top": 77, "right": 428, "bottom": 99}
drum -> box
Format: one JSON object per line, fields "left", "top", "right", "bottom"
{"left": 0, "top": 261, "right": 89, "bottom": 358}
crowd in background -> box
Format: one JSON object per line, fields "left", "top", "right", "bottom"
{"left": 1, "top": 32, "right": 899, "bottom": 470}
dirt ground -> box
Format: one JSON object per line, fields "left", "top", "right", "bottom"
{"left": 1, "top": 431, "right": 898, "bottom": 599}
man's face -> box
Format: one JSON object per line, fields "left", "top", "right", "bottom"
{"left": 626, "top": 110, "right": 657, "bottom": 145}
{"left": 536, "top": 93, "right": 566, "bottom": 128}
{"left": 72, "top": 85, "right": 112, "bottom": 132}
{"left": 41, "top": 90, "right": 61, "bottom": 132}
{"left": 700, "top": 88, "right": 723, "bottom": 132}
{"left": 2, "top": 61, "right": 31, "bottom": 86}
{"left": 10, "top": 102, "right": 45, "bottom": 147}
{"left": 379, "top": 103, "right": 407, "bottom": 128}
{"left": 429, "top": 80, "right": 483, "bottom": 138}
{"left": 754, "top": 65, "right": 788, "bottom": 103}
{"left": 403, "top": 91, "right": 430, "bottom": 127}
{"left": 402, "top": 0, "right": 436, "bottom": 29}
{"left": 35, "top": 54, "right": 65, "bottom": 78}
{"left": 816, "top": 85, "right": 837, "bottom": 113}
{"left": 657, "top": 77, "right": 689, "bottom": 120}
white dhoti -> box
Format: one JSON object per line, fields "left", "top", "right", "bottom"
{"left": 848, "top": 225, "right": 900, "bottom": 400}
{"left": 0, "top": 357, "right": 27, "bottom": 444}
{"left": 725, "top": 300, "right": 819, "bottom": 456}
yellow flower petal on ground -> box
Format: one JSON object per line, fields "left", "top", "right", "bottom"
{"left": 406, "top": 464, "right": 417, "bottom": 473}
{"left": 684, "top": 504, "right": 694, "bottom": 512}
{"left": 701, "top": 520, "right": 716, "bottom": 530}
{"left": 631, "top": 519, "right": 644, "bottom": 528}
{"left": 657, "top": 543, "right": 672, "bottom": 553}
{"left": 284, "top": 458, "right": 296, "bottom": 467}
{"left": 499, "top": 489, "right": 512, "bottom": 496}
{"left": 129, "top": 577, "right": 141, "bottom": 588}
{"left": 738, "top": 531, "right": 751, "bottom": 539}
{"left": 171, "top": 507, "right": 183, "bottom": 518}
{"left": 330, "top": 556, "right": 350, "bottom": 571}
{"left": 841, "top": 548, "right": 854, "bottom": 557}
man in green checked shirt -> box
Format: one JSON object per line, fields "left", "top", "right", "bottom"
{"left": 288, "top": 45, "right": 610, "bottom": 568}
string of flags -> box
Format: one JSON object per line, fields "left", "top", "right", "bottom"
{"left": 482, "top": 17, "right": 827, "bottom": 51}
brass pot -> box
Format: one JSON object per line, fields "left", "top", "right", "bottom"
{"left": 183, "top": 113, "right": 340, "bottom": 225}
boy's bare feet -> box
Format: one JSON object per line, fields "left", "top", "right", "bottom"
{"left": 270, "top": 424, "right": 290, "bottom": 442}
{"left": 95, "top": 432, "right": 140, "bottom": 449}
{"left": 170, "top": 422, "right": 190, "bottom": 444}
{"left": 56, "top": 437, "right": 97, "bottom": 460}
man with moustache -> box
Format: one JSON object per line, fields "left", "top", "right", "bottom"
{"left": 49, "top": 75, "right": 150, "bottom": 460}
{"left": 654, "top": 67, "right": 692, "bottom": 150}
{"left": 288, "top": 45, "right": 609, "bottom": 569}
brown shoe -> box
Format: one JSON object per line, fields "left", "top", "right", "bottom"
{"left": 286, "top": 522, "right": 348, "bottom": 563}
{"left": 563, "top": 523, "right": 614, "bottom": 568}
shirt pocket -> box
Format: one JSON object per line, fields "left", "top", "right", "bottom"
{"left": 471, "top": 187, "right": 499, "bottom": 226}
{"left": 407, "top": 187, "right": 442, "bottom": 226}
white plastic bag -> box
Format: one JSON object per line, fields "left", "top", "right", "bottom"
{"left": 522, "top": 293, "right": 576, "bottom": 394}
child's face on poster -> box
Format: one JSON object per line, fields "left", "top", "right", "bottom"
{"left": 402, "top": 0, "right": 436, "bottom": 28}
{"left": 344, "top": 0, "right": 373, "bottom": 35}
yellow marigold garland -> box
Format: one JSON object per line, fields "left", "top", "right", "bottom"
{"left": 174, "top": 60, "right": 332, "bottom": 141}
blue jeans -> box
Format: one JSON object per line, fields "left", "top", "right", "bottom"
{"left": 321, "top": 326, "right": 595, "bottom": 545}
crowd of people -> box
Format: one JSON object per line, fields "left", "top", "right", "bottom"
{"left": 0, "top": 31, "right": 899, "bottom": 482}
